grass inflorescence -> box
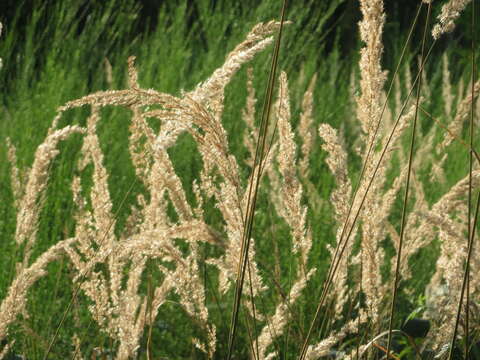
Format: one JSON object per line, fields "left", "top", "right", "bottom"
{"left": 0, "top": 0, "right": 479, "bottom": 358}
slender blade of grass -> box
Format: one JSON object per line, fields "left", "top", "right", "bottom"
{"left": 448, "top": 1, "right": 477, "bottom": 358}
{"left": 385, "top": 3, "right": 432, "bottom": 358}
{"left": 465, "top": 2, "right": 476, "bottom": 356}
{"left": 226, "top": 2, "right": 288, "bottom": 358}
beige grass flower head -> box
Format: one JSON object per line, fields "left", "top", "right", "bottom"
{"left": 432, "top": 0, "right": 472, "bottom": 39}
{"left": 357, "top": 0, "right": 387, "bottom": 147}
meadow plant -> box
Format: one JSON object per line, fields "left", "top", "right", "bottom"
{"left": 0, "top": 1, "right": 479, "bottom": 359}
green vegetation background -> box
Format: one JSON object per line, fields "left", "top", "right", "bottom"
{"left": 0, "top": 0, "right": 477, "bottom": 358}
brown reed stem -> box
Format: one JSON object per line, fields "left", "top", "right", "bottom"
{"left": 386, "top": 2, "right": 431, "bottom": 358}
{"left": 465, "top": 2, "right": 476, "bottom": 356}
{"left": 449, "top": 1, "right": 477, "bottom": 358}
{"left": 226, "top": 2, "right": 288, "bottom": 358}
{"left": 247, "top": 256, "right": 260, "bottom": 360}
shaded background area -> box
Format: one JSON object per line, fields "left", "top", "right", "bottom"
{"left": 0, "top": 0, "right": 474, "bottom": 67}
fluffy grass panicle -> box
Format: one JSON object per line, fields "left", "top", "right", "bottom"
{"left": 0, "top": 1, "right": 479, "bottom": 358}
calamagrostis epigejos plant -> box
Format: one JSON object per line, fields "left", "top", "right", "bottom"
{"left": 2, "top": 20, "right": 312, "bottom": 359}
{"left": 1, "top": 1, "right": 478, "bottom": 358}
{"left": 310, "top": 0, "right": 479, "bottom": 357}
{"left": 56, "top": 21, "right": 287, "bottom": 359}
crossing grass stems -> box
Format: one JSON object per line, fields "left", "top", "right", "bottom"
{"left": 0, "top": 0, "right": 479, "bottom": 358}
